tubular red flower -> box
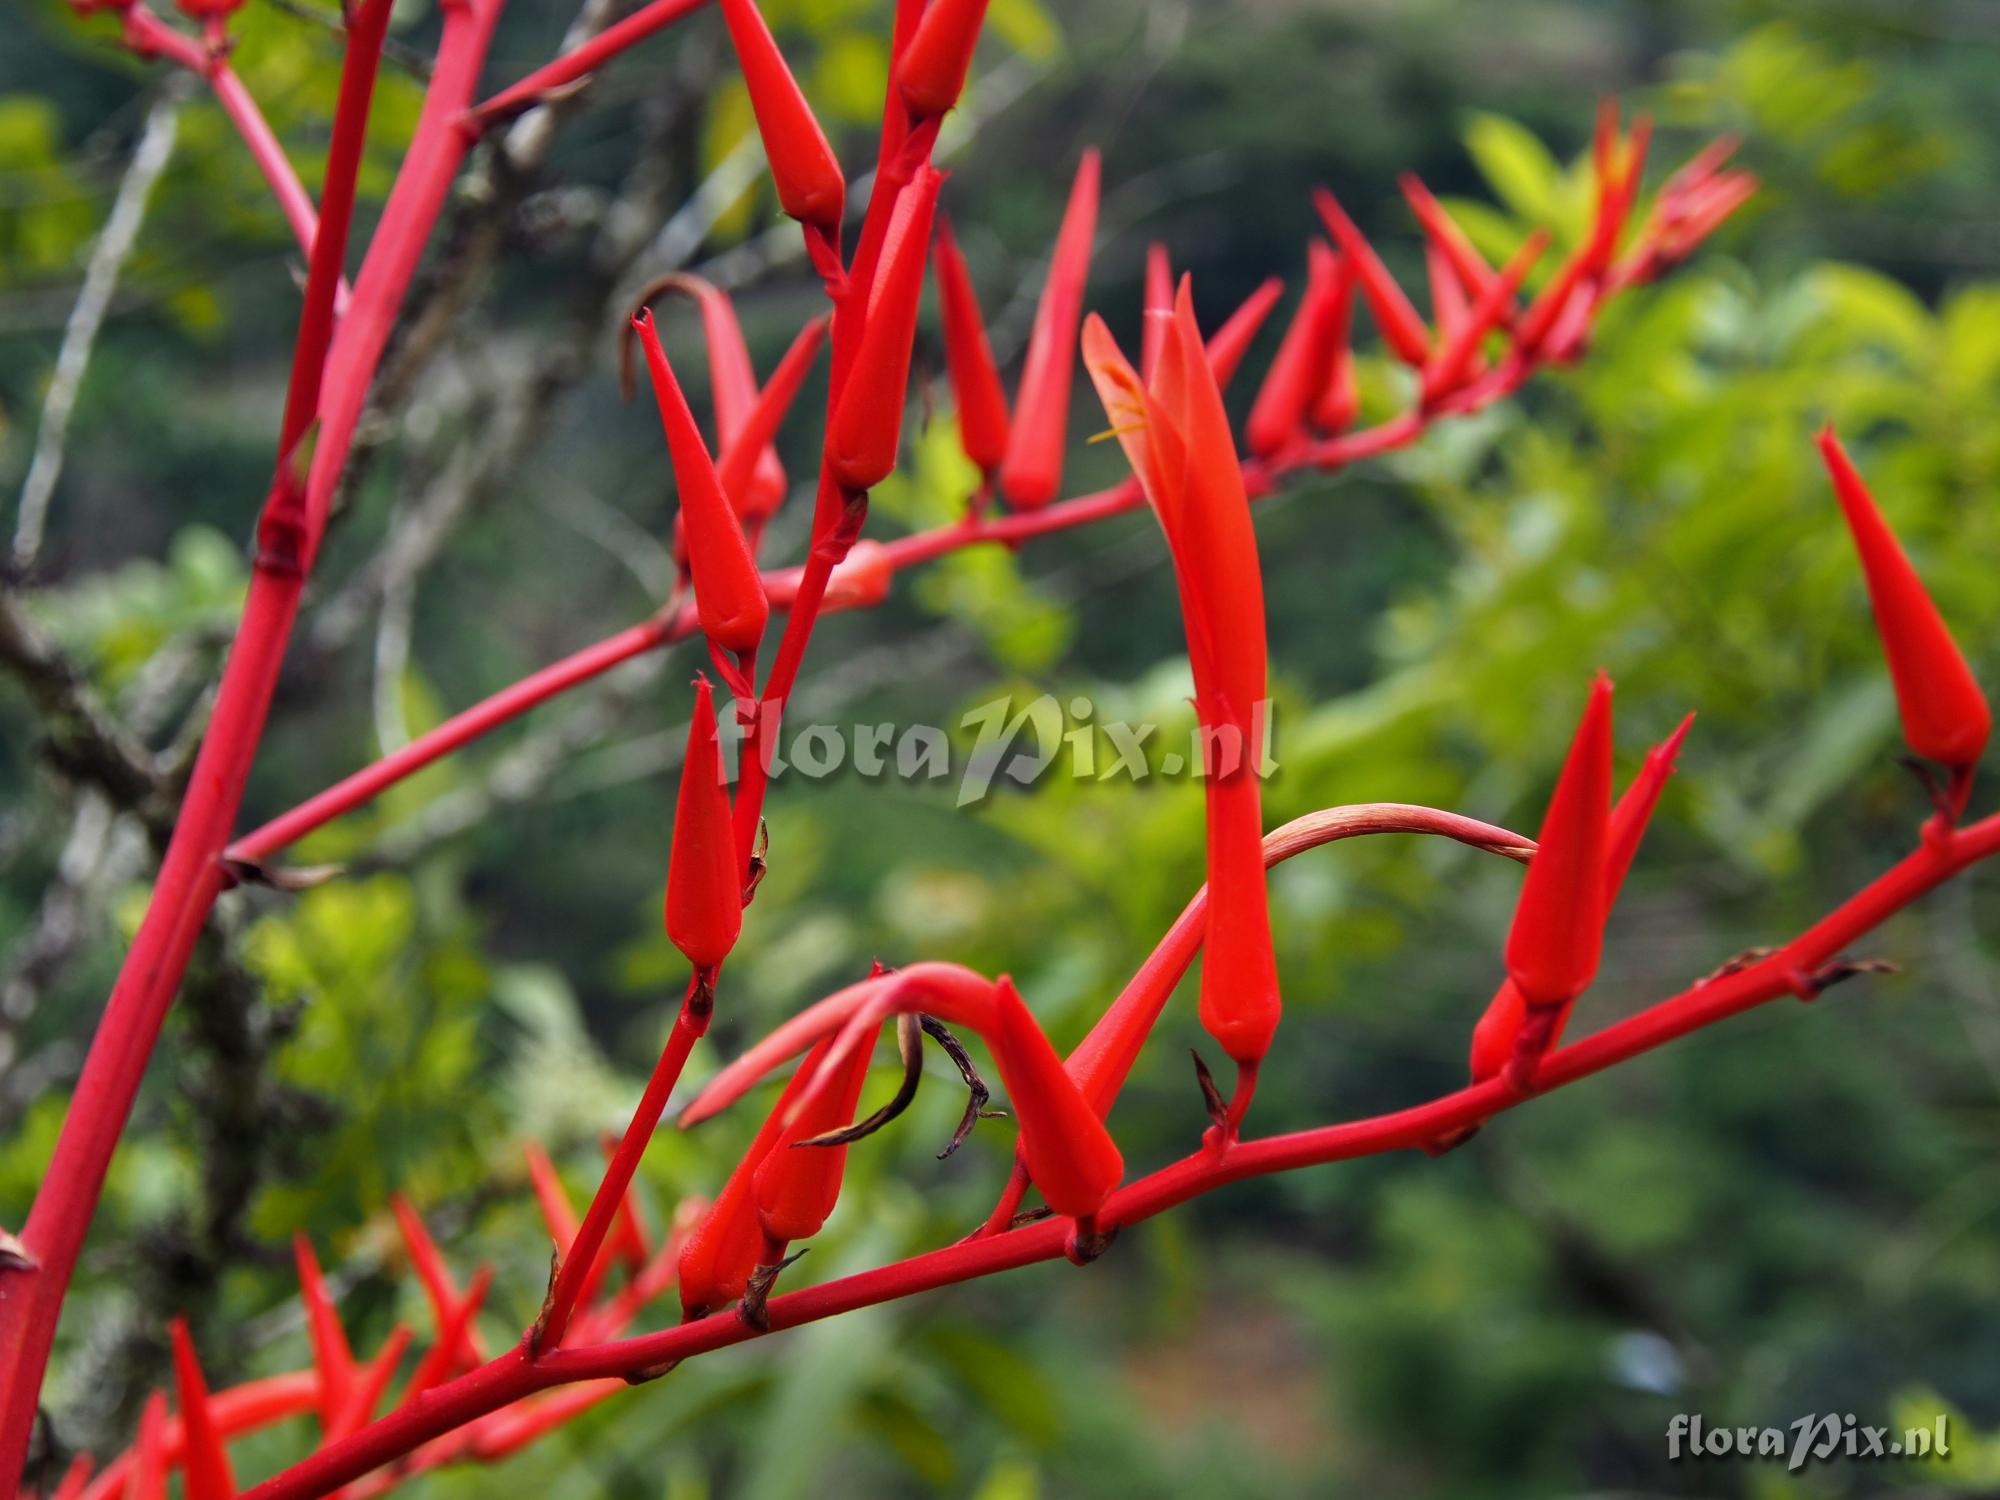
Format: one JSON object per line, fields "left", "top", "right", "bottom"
{"left": 989, "top": 980, "right": 1124, "bottom": 1217}
{"left": 828, "top": 166, "right": 944, "bottom": 491}
{"left": 525, "top": 1144, "right": 580, "bottom": 1250}
{"left": 1308, "top": 264, "right": 1357, "bottom": 434}
{"left": 753, "top": 1023, "right": 881, "bottom": 1243}
{"left": 168, "top": 1320, "right": 236, "bottom": 1500}
{"left": 1425, "top": 241, "right": 1471, "bottom": 342}
{"left": 998, "top": 150, "right": 1101, "bottom": 509}
{"left": 1246, "top": 241, "right": 1341, "bottom": 458}
{"left": 1204, "top": 276, "right": 1285, "bottom": 393}
{"left": 1312, "top": 187, "right": 1432, "bottom": 367}
{"left": 665, "top": 675, "right": 743, "bottom": 970}
{"left": 1505, "top": 673, "right": 1614, "bottom": 1008}
{"left": 1818, "top": 429, "right": 1991, "bottom": 769}
{"left": 131, "top": 1392, "right": 168, "bottom": 1500}
{"left": 400, "top": 1267, "right": 492, "bottom": 1406}
{"left": 933, "top": 215, "right": 1012, "bottom": 475}
{"left": 1400, "top": 173, "right": 1508, "bottom": 318}
{"left": 328, "top": 1325, "right": 411, "bottom": 1442}
{"left": 1141, "top": 242, "right": 1173, "bottom": 385}
{"left": 657, "top": 276, "right": 788, "bottom": 520}
{"left": 894, "top": 0, "right": 990, "bottom": 119}
{"left": 291, "top": 1234, "right": 355, "bottom": 1433}
{"left": 1083, "top": 286, "right": 1281, "bottom": 1065}
{"left": 717, "top": 313, "right": 829, "bottom": 523}
{"left": 390, "top": 1194, "right": 484, "bottom": 1370}
{"left": 633, "top": 309, "right": 770, "bottom": 655}
{"left": 719, "top": 0, "right": 845, "bottom": 232}
{"left": 50, "top": 1453, "right": 93, "bottom": 1500}
{"left": 822, "top": 539, "right": 893, "bottom": 613}
{"left": 1423, "top": 230, "right": 1547, "bottom": 405}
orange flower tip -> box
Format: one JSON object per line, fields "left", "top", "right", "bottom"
{"left": 1818, "top": 429, "right": 1992, "bottom": 768}
{"left": 998, "top": 149, "right": 1102, "bottom": 510}
{"left": 1504, "top": 674, "right": 1615, "bottom": 1007}
{"left": 666, "top": 674, "right": 744, "bottom": 970}
{"left": 895, "top": 0, "right": 990, "bottom": 118}
{"left": 720, "top": 0, "right": 846, "bottom": 232}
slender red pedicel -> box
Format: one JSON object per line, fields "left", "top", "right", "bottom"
{"left": 753, "top": 1023, "right": 880, "bottom": 1243}
{"left": 719, "top": 0, "right": 846, "bottom": 232}
{"left": 168, "top": 1320, "right": 236, "bottom": 1500}
{"left": 1247, "top": 241, "right": 1341, "bottom": 457}
{"left": 933, "top": 216, "right": 1012, "bottom": 476}
{"left": 829, "top": 166, "right": 944, "bottom": 491}
{"left": 633, "top": 309, "right": 770, "bottom": 656}
{"left": 718, "top": 313, "right": 829, "bottom": 524}
{"left": 1504, "top": 674, "right": 1614, "bottom": 1008}
{"left": 1312, "top": 187, "right": 1432, "bottom": 367}
{"left": 1818, "top": 429, "right": 1990, "bottom": 771}
{"left": 999, "top": 150, "right": 1101, "bottom": 509}
{"left": 291, "top": 1234, "right": 355, "bottom": 1432}
{"left": 895, "top": 0, "right": 990, "bottom": 118}
{"left": 665, "top": 675, "right": 743, "bottom": 971}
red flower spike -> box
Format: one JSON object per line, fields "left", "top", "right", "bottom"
{"left": 933, "top": 216, "right": 1012, "bottom": 475}
{"left": 717, "top": 313, "right": 829, "bottom": 524}
{"left": 1505, "top": 674, "right": 1614, "bottom": 1008}
{"left": 666, "top": 674, "right": 743, "bottom": 971}
{"left": 1141, "top": 242, "right": 1174, "bottom": 385}
{"left": 1312, "top": 187, "right": 1432, "bottom": 367}
{"left": 1203, "top": 276, "right": 1285, "bottom": 392}
{"left": 998, "top": 149, "right": 1101, "bottom": 509}
{"left": 1308, "top": 262, "right": 1358, "bottom": 433}
{"left": 633, "top": 310, "right": 769, "bottom": 655}
{"left": 989, "top": 979, "right": 1124, "bottom": 1218}
{"left": 291, "top": 1233, "right": 355, "bottom": 1432}
{"left": 753, "top": 1023, "right": 882, "bottom": 1243}
{"left": 1400, "top": 173, "right": 1508, "bottom": 317}
{"left": 828, "top": 166, "right": 943, "bottom": 492}
{"left": 1424, "top": 230, "right": 1547, "bottom": 404}
{"left": 390, "top": 1194, "right": 484, "bottom": 1369}
{"left": 168, "top": 1319, "right": 237, "bottom": 1500}
{"left": 895, "top": 0, "right": 990, "bottom": 119}
{"left": 719, "top": 0, "right": 845, "bottom": 232}
{"left": 1083, "top": 288, "right": 1281, "bottom": 1065}
{"left": 1247, "top": 242, "right": 1341, "bottom": 458}
{"left": 1818, "top": 429, "right": 1991, "bottom": 769}
{"left": 131, "top": 1391, "right": 168, "bottom": 1500}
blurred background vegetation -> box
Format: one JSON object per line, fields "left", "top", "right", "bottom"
{"left": 4, "top": 0, "right": 2000, "bottom": 1495}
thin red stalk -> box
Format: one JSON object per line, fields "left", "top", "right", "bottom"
{"left": 238, "top": 810, "right": 2000, "bottom": 1500}
{"left": 207, "top": 63, "right": 324, "bottom": 271}
{"left": 464, "top": 0, "right": 717, "bottom": 130}
{"left": 0, "top": 8, "right": 497, "bottom": 1486}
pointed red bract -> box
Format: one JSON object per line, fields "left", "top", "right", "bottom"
{"left": 666, "top": 675, "right": 743, "bottom": 970}
{"left": 1505, "top": 674, "right": 1614, "bottom": 1008}
{"left": 933, "top": 216, "right": 1012, "bottom": 474}
{"left": 718, "top": 313, "right": 828, "bottom": 523}
{"left": 1424, "top": 230, "right": 1546, "bottom": 404}
{"left": 291, "top": 1233, "right": 355, "bottom": 1432}
{"left": 525, "top": 1143, "right": 580, "bottom": 1250}
{"left": 1818, "top": 429, "right": 1990, "bottom": 769}
{"left": 402, "top": 1266, "right": 492, "bottom": 1406}
{"left": 1425, "top": 240, "right": 1470, "bottom": 341}
{"left": 667, "top": 276, "right": 788, "bottom": 520}
{"left": 720, "top": 0, "right": 845, "bottom": 232}
{"left": 1308, "top": 264, "right": 1357, "bottom": 433}
{"left": 999, "top": 150, "right": 1101, "bottom": 509}
{"left": 1204, "top": 276, "right": 1285, "bottom": 393}
{"left": 390, "top": 1193, "right": 485, "bottom": 1369}
{"left": 753, "top": 1023, "right": 880, "bottom": 1243}
{"left": 1247, "top": 241, "right": 1341, "bottom": 457}
{"left": 634, "top": 309, "right": 769, "bottom": 655}
{"left": 895, "top": 0, "right": 990, "bottom": 118}
{"left": 168, "top": 1319, "right": 236, "bottom": 1500}
{"left": 131, "top": 1391, "right": 168, "bottom": 1500}
{"left": 1313, "top": 187, "right": 1432, "bottom": 367}
{"left": 1401, "top": 173, "right": 1508, "bottom": 317}
{"left": 829, "top": 166, "right": 943, "bottom": 491}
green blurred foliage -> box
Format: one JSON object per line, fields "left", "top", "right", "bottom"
{"left": 4, "top": 0, "right": 2000, "bottom": 1496}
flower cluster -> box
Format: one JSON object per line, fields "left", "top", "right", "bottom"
{"left": 23, "top": 3, "right": 1998, "bottom": 1500}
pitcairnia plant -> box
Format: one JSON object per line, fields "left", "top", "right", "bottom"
{"left": 5, "top": 0, "right": 1991, "bottom": 1496}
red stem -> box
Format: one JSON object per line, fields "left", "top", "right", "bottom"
{"left": 235, "top": 810, "right": 2000, "bottom": 1500}
{"left": 462, "top": 0, "right": 717, "bottom": 132}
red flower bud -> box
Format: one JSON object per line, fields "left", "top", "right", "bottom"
{"left": 999, "top": 150, "right": 1101, "bottom": 509}
{"left": 1204, "top": 276, "right": 1285, "bottom": 393}
{"left": 1505, "top": 673, "right": 1614, "bottom": 1008}
{"left": 50, "top": 1454, "right": 94, "bottom": 1500}
{"left": 168, "top": 1319, "right": 237, "bottom": 1500}
{"left": 1425, "top": 240, "right": 1471, "bottom": 342}
{"left": 633, "top": 309, "right": 770, "bottom": 655}
{"left": 718, "top": 313, "right": 828, "bottom": 523}
{"left": 895, "top": 0, "right": 990, "bottom": 118}
{"left": 132, "top": 1391, "right": 168, "bottom": 1500}
{"left": 660, "top": 276, "right": 788, "bottom": 520}
{"left": 1400, "top": 173, "right": 1509, "bottom": 319}
{"left": 719, "top": 0, "right": 845, "bottom": 232}
{"left": 754, "top": 1023, "right": 881, "bottom": 1243}
{"left": 401, "top": 1266, "right": 492, "bottom": 1405}
{"left": 1247, "top": 241, "right": 1341, "bottom": 457}
{"left": 391, "top": 1193, "right": 484, "bottom": 1369}
{"left": 1313, "top": 187, "right": 1432, "bottom": 368}
{"left": 665, "top": 675, "right": 743, "bottom": 970}
{"left": 525, "top": 1143, "right": 580, "bottom": 1250}
{"left": 1818, "top": 429, "right": 1990, "bottom": 768}
{"left": 989, "top": 979, "right": 1124, "bottom": 1218}
{"left": 1084, "top": 287, "right": 1281, "bottom": 1064}
{"left": 933, "top": 215, "right": 1012, "bottom": 474}
{"left": 1423, "top": 229, "right": 1546, "bottom": 404}
{"left": 1308, "top": 265, "right": 1358, "bottom": 433}
{"left": 829, "top": 166, "right": 943, "bottom": 491}
{"left": 1141, "top": 242, "right": 1174, "bottom": 385}
{"left": 292, "top": 1233, "right": 355, "bottom": 1432}
{"left": 823, "top": 539, "right": 893, "bottom": 613}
